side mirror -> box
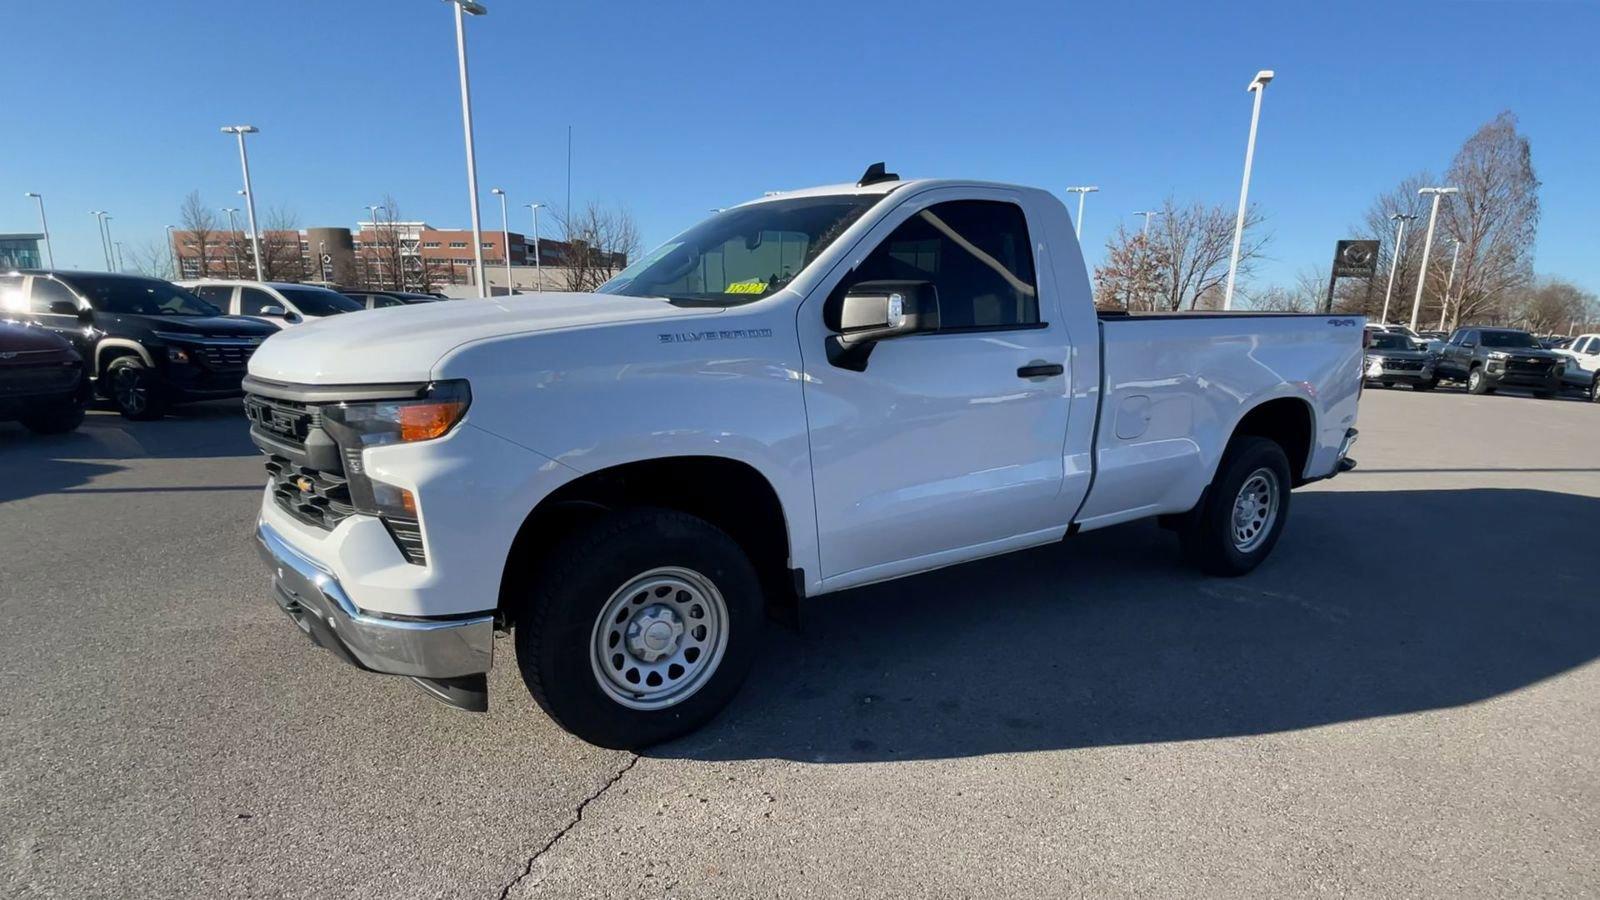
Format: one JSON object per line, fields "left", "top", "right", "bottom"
{"left": 259, "top": 305, "right": 286, "bottom": 317}
{"left": 1463, "top": 341, "right": 1477, "bottom": 349}
{"left": 48, "top": 299, "right": 79, "bottom": 316}
{"left": 284, "top": 311, "right": 302, "bottom": 323}
{"left": 824, "top": 280, "right": 939, "bottom": 371}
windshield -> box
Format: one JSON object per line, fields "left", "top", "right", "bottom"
{"left": 1370, "top": 333, "right": 1411, "bottom": 350}
{"left": 1482, "top": 331, "right": 1540, "bottom": 349}
{"left": 597, "top": 195, "right": 882, "bottom": 304}
{"left": 66, "top": 275, "right": 219, "bottom": 317}
{"left": 278, "top": 286, "right": 362, "bottom": 317}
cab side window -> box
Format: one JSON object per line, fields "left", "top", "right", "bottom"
{"left": 851, "top": 200, "right": 1039, "bottom": 331}
{"left": 239, "top": 287, "right": 281, "bottom": 316}
{"left": 194, "top": 285, "right": 234, "bottom": 308}
{"left": 28, "top": 277, "right": 80, "bottom": 315}
{"left": 0, "top": 273, "right": 24, "bottom": 314}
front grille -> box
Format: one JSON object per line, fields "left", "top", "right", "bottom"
{"left": 264, "top": 454, "right": 354, "bottom": 530}
{"left": 0, "top": 362, "right": 80, "bottom": 397}
{"left": 198, "top": 343, "right": 257, "bottom": 370}
{"left": 245, "top": 394, "right": 319, "bottom": 449}
{"left": 1505, "top": 359, "right": 1552, "bottom": 374}
{"left": 1383, "top": 359, "right": 1424, "bottom": 371}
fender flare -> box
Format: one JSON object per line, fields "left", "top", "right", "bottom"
{"left": 95, "top": 338, "right": 155, "bottom": 375}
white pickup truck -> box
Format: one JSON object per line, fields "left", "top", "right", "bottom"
{"left": 245, "top": 169, "right": 1362, "bottom": 748}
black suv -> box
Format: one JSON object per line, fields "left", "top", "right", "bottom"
{"left": 1432, "top": 326, "right": 1567, "bottom": 397}
{"left": 0, "top": 318, "right": 87, "bottom": 434}
{"left": 1, "top": 271, "right": 278, "bottom": 419}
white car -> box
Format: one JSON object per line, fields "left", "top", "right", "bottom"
{"left": 243, "top": 171, "right": 1363, "bottom": 747}
{"left": 178, "top": 279, "right": 363, "bottom": 329}
{"left": 1553, "top": 333, "right": 1600, "bottom": 400}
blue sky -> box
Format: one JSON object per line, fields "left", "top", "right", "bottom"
{"left": 4, "top": 0, "right": 1596, "bottom": 294}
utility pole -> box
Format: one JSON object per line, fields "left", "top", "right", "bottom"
{"left": 1379, "top": 213, "right": 1417, "bottom": 324}
{"left": 525, "top": 203, "right": 544, "bottom": 292}
{"left": 90, "top": 211, "right": 111, "bottom": 269}
{"left": 165, "top": 225, "right": 179, "bottom": 279}
{"left": 220, "top": 125, "right": 265, "bottom": 280}
{"left": 24, "top": 193, "right": 54, "bottom": 268}
{"left": 366, "top": 204, "right": 385, "bottom": 289}
{"left": 1064, "top": 186, "right": 1098, "bottom": 240}
{"left": 1409, "top": 186, "right": 1458, "bottom": 332}
{"left": 1438, "top": 239, "right": 1461, "bottom": 331}
{"left": 1222, "top": 69, "right": 1275, "bottom": 311}
{"left": 222, "top": 207, "right": 242, "bottom": 277}
{"left": 444, "top": 0, "right": 489, "bottom": 297}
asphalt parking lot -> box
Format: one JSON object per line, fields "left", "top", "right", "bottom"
{"left": 2, "top": 387, "right": 1597, "bottom": 899}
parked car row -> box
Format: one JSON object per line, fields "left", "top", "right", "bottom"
{"left": 0, "top": 270, "right": 456, "bottom": 429}
{"left": 1363, "top": 323, "right": 1600, "bottom": 401}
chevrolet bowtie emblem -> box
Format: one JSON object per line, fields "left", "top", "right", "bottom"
{"left": 294, "top": 476, "right": 314, "bottom": 493}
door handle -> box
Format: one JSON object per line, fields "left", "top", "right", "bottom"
{"left": 1017, "top": 363, "right": 1064, "bottom": 378}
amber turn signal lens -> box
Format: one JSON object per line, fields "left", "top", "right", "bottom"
{"left": 398, "top": 400, "right": 466, "bottom": 443}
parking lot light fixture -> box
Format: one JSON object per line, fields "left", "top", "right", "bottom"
{"left": 1064, "top": 186, "right": 1098, "bottom": 240}
{"left": 101, "top": 215, "right": 116, "bottom": 272}
{"left": 524, "top": 203, "right": 544, "bottom": 292}
{"left": 444, "top": 0, "right": 488, "bottom": 297}
{"left": 1410, "top": 187, "right": 1458, "bottom": 332}
{"left": 1380, "top": 213, "right": 1417, "bottom": 325}
{"left": 221, "top": 207, "right": 242, "bottom": 277}
{"left": 90, "top": 211, "right": 111, "bottom": 269}
{"left": 491, "top": 188, "right": 512, "bottom": 294}
{"left": 1222, "top": 69, "right": 1274, "bottom": 311}
{"left": 25, "top": 193, "right": 54, "bottom": 268}
{"left": 166, "top": 225, "right": 179, "bottom": 280}
{"left": 1439, "top": 239, "right": 1462, "bottom": 331}
{"left": 220, "top": 125, "right": 265, "bottom": 280}
{"left": 1133, "top": 210, "right": 1157, "bottom": 236}
{"left": 366, "top": 204, "right": 386, "bottom": 289}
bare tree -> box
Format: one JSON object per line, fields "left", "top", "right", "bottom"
{"left": 553, "top": 202, "right": 641, "bottom": 292}
{"left": 1094, "top": 197, "right": 1267, "bottom": 311}
{"left": 1355, "top": 172, "right": 1438, "bottom": 322}
{"left": 179, "top": 191, "right": 217, "bottom": 279}
{"left": 259, "top": 206, "right": 305, "bottom": 282}
{"left": 1242, "top": 265, "right": 1330, "bottom": 313}
{"left": 1440, "top": 111, "right": 1540, "bottom": 329}
{"left": 1512, "top": 278, "right": 1595, "bottom": 334}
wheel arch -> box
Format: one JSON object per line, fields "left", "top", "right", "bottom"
{"left": 499, "top": 455, "right": 795, "bottom": 621}
{"left": 95, "top": 338, "right": 154, "bottom": 376}
{"left": 1225, "top": 396, "right": 1316, "bottom": 486}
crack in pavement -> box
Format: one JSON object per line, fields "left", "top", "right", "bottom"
{"left": 495, "top": 753, "right": 640, "bottom": 900}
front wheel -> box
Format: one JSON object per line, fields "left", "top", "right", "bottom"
{"left": 1590, "top": 376, "right": 1600, "bottom": 403}
{"left": 514, "top": 508, "right": 763, "bottom": 749}
{"left": 1466, "top": 367, "right": 1492, "bottom": 395}
{"left": 106, "top": 357, "right": 167, "bottom": 420}
{"left": 1180, "top": 436, "right": 1292, "bottom": 577}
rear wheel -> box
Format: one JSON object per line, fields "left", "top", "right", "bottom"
{"left": 513, "top": 508, "right": 763, "bottom": 749}
{"left": 106, "top": 356, "right": 167, "bottom": 420}
{"left": 1179, "top": 436, "right": 1292, "bottom": 577}
{"left": 1466, "top": 367, "right": 1492, "bottom": 395}
{"left": 1590, "top": 375, "right": 1600, "bottom": 403}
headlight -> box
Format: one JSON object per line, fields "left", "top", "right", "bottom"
{"left": 167, "top": 347, "right": 191, "bottom": 363}
{"left": 320, "top": 380, "right": 471, "bottom": 449}
{"left": 1487, "top": 351, "right": 1510, "bottom": 360}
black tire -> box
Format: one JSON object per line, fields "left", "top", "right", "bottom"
{"left": 19, "top": 400, "right": 86, "bottom": 435}
{"left": 513, "top": 508, "right": 764, "bottom": 749}
{"left": 1590, "top": 376, "right": 1600, "bottom": 403}
{"left": 1466, "top": 367, "right": 1492, "bottom": 395}
{"left": 1381, "top": 381, "right": 1395, "bottom": 389}
{"left": 106, "top": 356, "right": 167, "bottom": 420}
{"left": 1412, "top": 378, "right": 1437, "bottom": 392}
{"left": 1179, "top": 436, "right": 1292, "bottom": 577}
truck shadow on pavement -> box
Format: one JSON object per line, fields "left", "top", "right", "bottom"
{"left": 0, "top": 401, "right": 256, "bottom": 504}
{"left": 658, "top": 487, "right": 1599, "bottom": 763}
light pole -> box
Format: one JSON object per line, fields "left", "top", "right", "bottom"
{"left": 24, "top": 193, "right": 54, "bottom": 268}
{"left": 525, "top": 203, "right": 544, "bottom": 292}
{"left": 1133, "top": 210, "right": 1157, "bottom": 236}
{"left": 1438, "top": 239, "right": 1461, "bottom": 331}
{"left": 113, "top": 241, "right": 125, "bottom": 273}
{"left": 491, "top": 188, "right": 512, "bottom": 294}
{"left": 166, "top": 225, "right": 179, "bottom": 279}
{"left": 366, "top": 204, "right": 385, "bottom": 289}
{"left": 101, "top": 215, "right": 116, "bottom": 271}
{"left": 90, "top": 211, "right": 111, "bottom": 269}
{"left": 1064, "top": 186, "right": 1098, "bottom": 240}
{"left": 445, "top": 0, "right": 489, "bottom": 297}
{"left": 1409, "top": 186, "right": 1458, "bottom": 332}
{"left": 1222, "top": 69, "right": 1274, "bottom": 311}
{"left": 221, "top": 125, "right": 265, "bottom": 280}
{"left": 222, "top": 207, "right": 242, "bottom": 277}
{"left": 1379, "top": 213, "right": 1417, "bottom": 324}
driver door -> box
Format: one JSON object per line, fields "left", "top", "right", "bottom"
{"left": 798, "top": 191, "right": 1075, "bottom": 589}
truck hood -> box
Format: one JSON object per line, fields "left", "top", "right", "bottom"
{"left": 248, "top": 292, "right": 717, "bottom": 384}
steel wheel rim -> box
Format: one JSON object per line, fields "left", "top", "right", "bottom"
{"left": 1469, "top": 370, "right": 1481, "bottom": 390}
{"left": 1230, "top": 467, "right": 1279, "bottom": 553}
{"left": 589, "top": 566, "right": 729, "bottom": 711}
{"left": 1592, "top": 378, "right": 1600, "bottom": 402}
{"left": 113, "top": 368, "right": 146, "bottom": 414}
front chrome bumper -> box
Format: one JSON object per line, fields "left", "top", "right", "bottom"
{"left": 256, "top": 521, "right": 494, "bottom": 681}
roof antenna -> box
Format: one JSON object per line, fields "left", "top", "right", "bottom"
{"left": 857, "top": 162, "right": 899, "bottom": 186}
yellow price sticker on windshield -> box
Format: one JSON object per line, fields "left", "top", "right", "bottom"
{"left": 724, "top": 280, "right": 766, "bottom": 295}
